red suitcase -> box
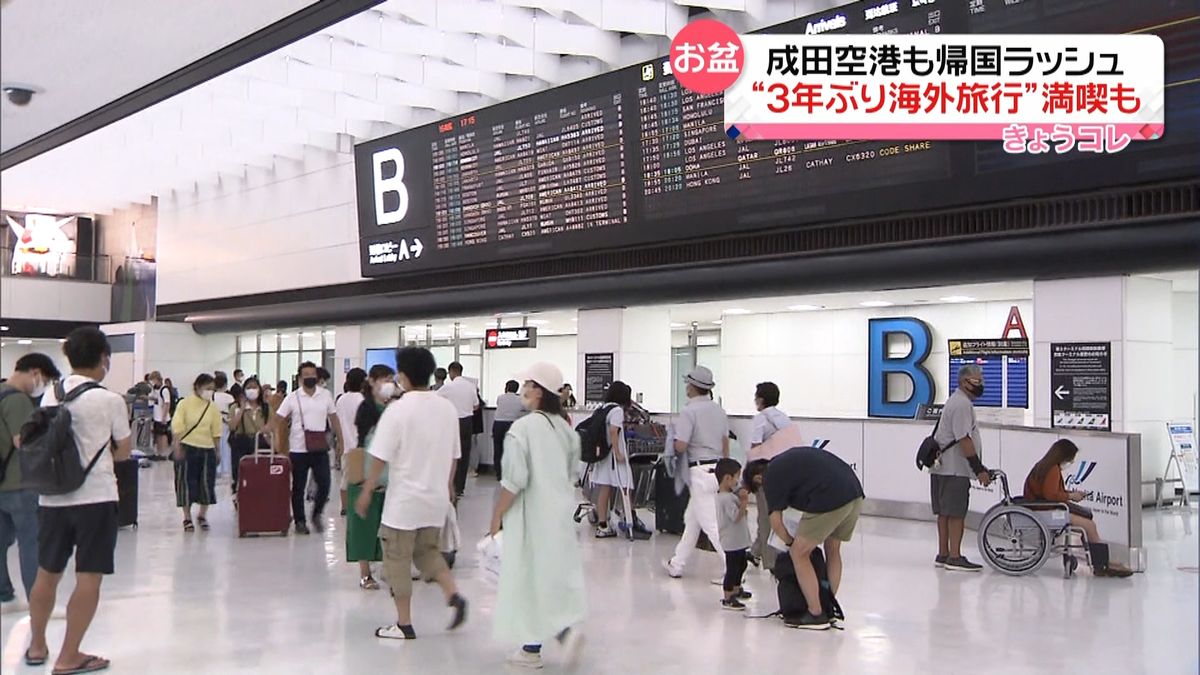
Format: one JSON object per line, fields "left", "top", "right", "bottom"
{"left": 238, "top": 451, "right": 292, "bottom": 537}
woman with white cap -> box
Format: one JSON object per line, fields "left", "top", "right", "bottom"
{"left": 487, "top": 362, "right": 586, "bottom": 669}
{"left": 663, "top": 365, "right": 731, "bottom": 579}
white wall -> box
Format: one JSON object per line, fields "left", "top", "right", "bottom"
{"left": 1171, "top": 290, "right": 1198, "bottom": 424}
{"left": 721, "top": 299, "right": 1032, "bottom": 418}
{"left": 0, "top": 341, "right": 68, "bottom": 382}
{"left": 620, "top": 307, "right": 672, "bottom": 411}
{"left": 157, "top": 147, "right": 362, "bottom": 305}
{"left": 483, "top": 335, "right": 577, "bottom": 404}
{"left": 1122, "top": 276, "right": 1175, "bottom": 494}
{"left": 0, "top": 275, "right": 111, "bottom": 322}
{"left": 99, "top": 199, "right": 157, "bottom": 276}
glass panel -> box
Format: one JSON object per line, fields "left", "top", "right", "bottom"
{"left": 322, "top": 329, "right": 336, "bottom": 350}
{"left": 259, "top": 354, "right": 278, "bottom": 391}
{"left": 299, "top": 331, "right": 321, "bottom": 352}
{"left": 302, "top": 351, "right": 323, "bottom": 372}
{"left": 279, "top": 352, "right": 299, "bottom": 390}
{"left": 259, "top": 333, "right": 278, "bottom": 352}
{"left": 430, "top": 346, "right": 455, "bottom": 373}
{"left": 458, "top": 353, "right": 482, "bottom": 382}
{"left": 671, "top": 347, "right": 695, "bottom": 414}
{"left": 237, "top": 353, "right": 258, "bottom": 379}
{"left": 237, "top": 334, "right": 258, "bottom": 352}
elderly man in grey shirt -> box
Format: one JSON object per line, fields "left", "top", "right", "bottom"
{"left": 930, "top": 364, "right": 992, "bottom": 572}
{"left": 663, "top": 366, "right": 730, "bottom": 579}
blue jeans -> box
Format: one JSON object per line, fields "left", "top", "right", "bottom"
{"left": 0, "top": 489, "right": 40, "bottom": 601}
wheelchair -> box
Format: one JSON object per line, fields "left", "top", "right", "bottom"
{"left": 977, "top": 470, "right": 1091, "bottom": 577}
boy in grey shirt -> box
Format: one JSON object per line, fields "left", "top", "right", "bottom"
{"left": 714, "top": 458, "right": 752, "bottom": 611}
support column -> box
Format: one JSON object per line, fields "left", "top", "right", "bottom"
{"left": 576, "top": 307, "right": 672, "bottom": 412}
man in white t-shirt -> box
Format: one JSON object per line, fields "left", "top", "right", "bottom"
{"left": 437, "top": 362, "right": 479, "bottom": 499}
{"left": 749, "top": 381, "right": 792, "bottom": 568}
{"left": 357, "top": 347, "right": 467, "bottom": 640}
{"left": 212, "top": 372, "right": 235, "bottom": 476}
{"left": 27, "top": 328, "right": 132, "bottom": 675}
{"left": 149, "top": 371, "right": 172, "bottom": 460}
{"left": 269, "top": 362, "right": 346, "bottom": 535}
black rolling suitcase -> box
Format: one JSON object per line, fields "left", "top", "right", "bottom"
{"left": 654, "top": 459, "right": 688, "bottom": 534}
{"left": 114, "top": 458, "right": 139, "bottom": 528}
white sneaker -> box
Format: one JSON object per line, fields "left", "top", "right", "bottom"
{"left": 0, "top": 598, "right": 28, "bottom": 615}
{"left": 374, "top": 623, "right": 416, "bottom": 640}
{"left": 507, "top": 649, "right": 544, "bottom": 669}
{"left": 661, "top": 559, "right": 683, "bottom": 578}
{"left": 559, "top": 629, "right": 585, "bottom": 671}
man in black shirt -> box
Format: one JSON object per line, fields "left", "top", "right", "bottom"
{"left": 745, "top": 446, "right": 864, "bottom": 630}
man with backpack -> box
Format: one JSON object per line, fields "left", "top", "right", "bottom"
{"left": 25, "top": 327, "right": 133, "bottom": 674}
{"left": 929, "top": 364, "right": 991, "bottom": 572}
{"left": 149, "top": 370, "right": 173, "bottom": 461}
{"left": 0, "top": 353, "right": 60, "bottom": 614}
{"left": 743, "top": 446, "right": 864, "bottom": 630}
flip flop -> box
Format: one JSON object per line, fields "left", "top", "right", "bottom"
{"left": 25, "top": 649, "right": 48, "bottom": 666}
{"left": 52, "top": 654, "right": 110, "bottom": 674}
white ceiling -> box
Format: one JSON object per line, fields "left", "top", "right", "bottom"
{"left": 0, "top": 0, "right": 849, "bottom": 215}
{"left": 0, "top": 0, "right": 317, "bottom": 153}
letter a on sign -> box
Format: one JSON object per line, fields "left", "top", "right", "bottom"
{"left": 1002, "top": 305, "right": 1028, "bottom": 339}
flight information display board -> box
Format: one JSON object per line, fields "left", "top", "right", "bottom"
{"left": 355, "top": 0, "right": 1198, "bottom": 277}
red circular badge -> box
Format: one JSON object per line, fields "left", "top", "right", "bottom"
{"left": 669, "top": 19, "right": 744, "bottom": 95}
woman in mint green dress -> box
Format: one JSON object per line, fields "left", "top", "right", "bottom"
{"left": 488, "top": 363, "right": 586, "bottom": 670}
{"left": 346, "top": 365, "right": 396, "bottom": 590}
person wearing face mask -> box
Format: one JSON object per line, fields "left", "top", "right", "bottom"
{"left": 0, "top": 353, "right": 61, "bottom": 615}
{"left": 929, "top": 364, "right": 992, "bottom": 572}
{"left": 345, "top": 365, "right": 396, "bottom": 590}
{"left": 228, "top": 377, "right": 270, "bottom": 505}
{"left": 171, "top": 374, "right": 223, "bottom": 533}
{"left": 336, "top": 369, "right": 368, "bottom": 517}
{"left": 1024, "top": 439, "right": 1132, "bottom": 577}
{"left": 269, "top": 362, "right": 346, "bottom": 535}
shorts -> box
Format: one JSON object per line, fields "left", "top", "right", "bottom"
{"left": 797, "top": 497, "right": 863, "bottom": 543}
{"left": 38, "top": 502, "right": 119, "bottom": 575}
{"left": 153, "top": 421, "right": 172, "bottom": 439}
{"left": 930, "top": 474, "right": 970, "bottom": 518}
{"left": 380, "top": 525, "right": 447, "bottom": 597}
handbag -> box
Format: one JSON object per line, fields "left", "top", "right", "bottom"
{"left": 747, "top": 419, "right": 804, "bottom": 463}
{"left": 296, "top": 395, "right": 329, "bottom": 452}
{"left": 476, "top": 532, "right": 503, "bottom": 586}
{"left": 915, "top": 415, "right": 960, "bottom": 471}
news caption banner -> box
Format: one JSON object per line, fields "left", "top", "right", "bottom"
{"left": 668, "top": 19, "right": 1165, "bottom": 154}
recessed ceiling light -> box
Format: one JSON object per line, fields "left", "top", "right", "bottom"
{"left": 302, "top": 332, "right": 316, "bottom": 338}
{"left": 526, "top": 319, "right": 549, "bottom": 325}
{"left": 323, "top": 330, "right": 336, "bottom": 335}
{"left": 712, "top": 320, "right": 724, "bottom": 325}
{"left": 17, "top": 339, "right": 33, "bottom": 345}
{"left": 939, "top": 295, "right": 976, "bottom": 303}
{"left": 0, "top": 326, "right": 9, "bottom": 331}
{"left": 723, "top": 308, "right": 751, "bottom": 315}
{"left": 788, "top": 304, "right": 824, "bottom": 311}
{"left": 570, "top": 317, "right": 578, "bottom": 322}
{"left": 859, "top": 300, "right": 894, "bottom": 307}
{"left": 670, "top": 322, "right": 687, "bottom": 328}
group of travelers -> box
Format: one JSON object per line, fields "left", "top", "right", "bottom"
{"left": 0, "top": 333, "right": 1137, "bottom": 671}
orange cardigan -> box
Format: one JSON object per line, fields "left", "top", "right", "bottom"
{"left": 1024, "top": 465, "right": 1071, "bottom": 503}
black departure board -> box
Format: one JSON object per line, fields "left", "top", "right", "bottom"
{"left": 355, "top": 0, "right": 1198, "bottom": 277}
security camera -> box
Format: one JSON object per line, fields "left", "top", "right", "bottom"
{"left": 2, "top": 84, "right": 40, "bottom": 106}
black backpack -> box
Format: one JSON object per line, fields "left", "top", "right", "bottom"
{"left": 915, "top": 415, "right": 960, "bottom": 470}
{"left": 19, "top": 382, "right": 108, "bottom": 496}
{"left": 0, "top": 389, "right": 23, "bottom": 483}
{"left": 575, "top": 404, "right": 617, "bottom": 464}
{"left": 773, "top": 547, "right": 845, "bottom": 623}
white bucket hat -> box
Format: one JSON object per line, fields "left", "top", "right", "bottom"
{"left": 516, "top": 362, "right": 565, "bottom": 395}
{"left": 684, "top": 365, "right": 715, "bottom": 390}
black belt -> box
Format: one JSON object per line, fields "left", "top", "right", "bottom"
{"left": 688, "top": 459, "right": 720, "bottom": 467}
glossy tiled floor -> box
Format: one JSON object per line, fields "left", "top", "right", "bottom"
{"left": 2, "top": 464, "right": 1197, "bottom": 674}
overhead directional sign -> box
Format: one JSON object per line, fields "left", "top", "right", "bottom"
{"left": 485, "top": 327, "right": 537, "bottom": 349}
{"left": 366, "top": 237, "right": 424, "bottom": 266}
{"left": 1050, "top": 342, "right": 1112, "bottom": 431}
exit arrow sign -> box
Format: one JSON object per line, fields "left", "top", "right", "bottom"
{"left": 1054, "top": 385, "right": 1070, "bottom": 400}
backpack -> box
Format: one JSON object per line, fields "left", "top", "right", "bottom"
{"left": 0, "top": 389, "right": 23, "bottom": 484}
{"left": 18, "top": 382, "right": 107, "bottom": 496}
{"left": 167, "top": 387, "right": 180, "bottom": 417}
{"left": 772, "top": 547, "right": 845, "bottom": 624}
{"left": 915, "top": 414, "right": 960, "bottom": 471}
{"left": 575, "top": 403, "right": 617, "bottom": 464}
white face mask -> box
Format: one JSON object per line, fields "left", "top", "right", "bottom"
{"left": 378, "top": 382, "right": 397, "bottom": 399}
{"left": 200, "top": 389, "right": 215, "bottom": 401}
{"left": 245, "top": 389, "right": 260, "bottom": 401}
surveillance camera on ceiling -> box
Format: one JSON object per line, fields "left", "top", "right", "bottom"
{"left": 2, "top": 83, "right": 42, "bottom": 106}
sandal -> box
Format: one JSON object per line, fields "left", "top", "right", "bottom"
{"left": 359, "top": 576, "right": 380, "bottom": 590}
{"left": 197, "top": 517, "right": 210, "bottom": 531}
{"left": 52, "top": 654, "right": 110, "bottom": 674}
{"left": 183, "top": 520, "right": 194, "bottom": 533}
{"left": 25, "top": 649, "right": 48, "bottom": 666}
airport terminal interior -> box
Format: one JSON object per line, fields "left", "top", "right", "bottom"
{"left": 0, "top": 1, "right": 1198, "bottom": 674}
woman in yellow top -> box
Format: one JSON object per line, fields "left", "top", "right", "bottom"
{"left": 172, "top": 373, "right": 223, "bottom": 532}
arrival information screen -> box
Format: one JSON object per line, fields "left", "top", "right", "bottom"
{"left": 355, "top": 0, "right": 1198, "bottom": 277}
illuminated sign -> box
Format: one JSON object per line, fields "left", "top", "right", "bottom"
{"left": 6, "top": 214, "right": 77, "bottom": 277}
{"left": 485, "top": 327, "right": 538, "bottom": 349}
{"left": 867, "top": 317, "right": 935, "bottom": 418}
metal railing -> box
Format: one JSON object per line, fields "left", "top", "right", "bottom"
{"left": 0, "top": 248, "right": 112, "bottom": 282}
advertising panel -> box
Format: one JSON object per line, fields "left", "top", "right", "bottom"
{"left": 799, "top": 419, "right": 864, "bottom": 485}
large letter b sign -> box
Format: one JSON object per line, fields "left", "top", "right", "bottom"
{"left": 868, "top": 317, "right": 935, "bottom": 418}
{"left": 373, "top": 148, "right": 408, "bottom": 226}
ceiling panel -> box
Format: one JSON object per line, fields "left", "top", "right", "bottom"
{"left": 0, "top": 0, "right": 841, "bottom": 215}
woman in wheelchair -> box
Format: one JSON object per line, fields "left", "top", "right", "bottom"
{"left": 1024, "top": 440, "right": 1132, "bottom": 578}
